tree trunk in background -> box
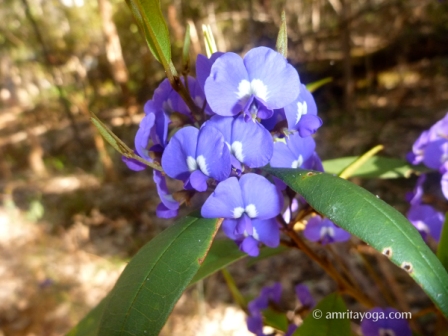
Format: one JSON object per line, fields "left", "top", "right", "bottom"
{"left": 97, "top": 0, "right": 130, "bottom": 104}
{"left": 340, "top": 0, "right": 354, "bottom": 116}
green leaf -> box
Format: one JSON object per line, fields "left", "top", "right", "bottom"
{"left": 294, "top": 293, "right": 350, "bottom": 336}
{"left": 189, "top": 240, "right": 288, "bottom": 285}
{"left": 263, "top": 307, "right": 289, "bottom": 332}
{"left": 323, "top": 156, "right": 428, "bottom": 179}
{"left": 189, "top": 239, "right": 246, "bottom": 285}
{"left": 98, "top": 214, "right": 221, "bottom": 336}
{"left": 437, "top": 213, "right": 448, "bottom": 272}
{"left": 276, "top": 11, "right": 287, "bottom": 58}
{"left": 266, "top": 167, "right": 448, "bottom": 318}
{"left": 90, "top": 113, "right": 162, "bottom": 171}
{"left": 182, "top": 24, "right": 191, "bottom": 72}
{"left": 126, "top": 0, "right": 171, "bottom": 69}
{"left": 66, "top": 296, "right": 107, "bottom": 336}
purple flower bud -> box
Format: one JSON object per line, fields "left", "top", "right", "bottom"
{"left": 295, "top": 284, "right": 315, "bottom": 309}
{"left": 303, "top": 215, "right": 350, "bottom": 245}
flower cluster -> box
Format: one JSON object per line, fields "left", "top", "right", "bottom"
{"left": 125, "top": 46, "right": 323, "bottom": 256}
{"left": 408, "top": 113, "right": 448, "bottom": 199}
{"left": 407, "top": 113, "right": 448, "bottom": 243}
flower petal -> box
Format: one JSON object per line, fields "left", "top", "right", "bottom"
{"left": 239, "top": 173, "right": 283, "bottom": 220}
{"left": 161, "top": 126, "right": 198, "bottom": 180}
{"left": 252, "top": 218, "right": 280, "bottom": 248}
{"left": 423, "top": 138, "right": 448, "bottom": 170}
{"left": 135, "top": 113, "right": 156, "bottom": 161}
{"left": 205, "top": 52, "right": 249, "bottom": 116}
{"left": 196, "top": 125, "right": 231, "bottom": 181}
{"left": 239, "top": 236, "right": 260, "bottom": 256}
{"left": 196, "top": 52, "right": 224, "bottom": 92}
{"left": 297, "top": 114, "right": 322, "bottom": 137}
{"left": 153, "top": 170, "right": 179, "bottom": 210}
{"left": 189, "top": 169, "right": 209, "bottom": 192}
{"left": 231, "top": 115, "right": 273, "bottom": 168}
{"left": 156, "top": 203, "right": 178, "bottom": 218}
{"left": 201, "top": 177, "right": 244, "bottom": 218}
{"left": 122, "top": 156, "right": 146, "bottom": 171}
{"left": 244, "top": 47, "right": 300, "bottom": 109}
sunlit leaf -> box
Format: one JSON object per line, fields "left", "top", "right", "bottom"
{"left": 338, "top": 145, "right": 384, "bottom": 179}
{"left": 126, "top": 0, "right": 172, "bottom": 69}
{"left": 293, "top": 293, "right": 350, "bottom": 336}
{"left": 306, "top": 77, "right": 332, "bottom": 93}
{"left": 323, "top": 156, "right": 429, "bottom": 179}
{"left": 266, "top": 167, "right": 448, "bottom": 317}
{"left": 98, "top": 214, "right": 221, "bottom": 336}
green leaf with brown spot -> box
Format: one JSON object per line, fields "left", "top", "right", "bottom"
{"left": 266, "top": 167, "right": 448, "bottom": 318}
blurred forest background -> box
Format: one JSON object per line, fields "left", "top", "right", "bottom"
{"left": 1, "top": 0, "right": 448, "bottom": 335}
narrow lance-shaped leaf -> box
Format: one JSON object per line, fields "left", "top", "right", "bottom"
{"left": 338, "top": 145, "right": 384, "bottom": 179}
{"left": 202, "top": 24, "right": 218, "bottom": 57}
{"left": 437, "top": 213, "right": 448, "bottom": 272}
{"left": 126, "top": 0, "right": 172, "bottom": 72}
{"left": 276, "top": 11, "right": 287, "bottom": 58}
{"left": 306, "top": 77, "right": 332, "bottom": 93}
{"left": 323, "top": 156, "right": 429, "bottom": 179}
{"left": 98, "top": 214, "right": 221, "bottom": 336}
{"left": 293, "top": 293, "right": 350, "bottom": 336}
{"left": 266, "top": 167, "right": 448, "bottom": 317}
{"left": 66, "top": 296, "right": 107, "bottom": 336}
{"left": 182, "top": 24, "right": 191, "bottom": 74}
{"left": 90, "top": 113, "right": 163, "bottom": 171}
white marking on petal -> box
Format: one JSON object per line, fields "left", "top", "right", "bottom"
{"left": 233, "top": 207, "right": 245, "bottom": 218}
{"left": 245, "top": 204, "right": 258, "bottom": 218}
{"left": 291, "top": 155, "right": 304, "bottom": 169}
{"left": 295, "top": 101, "right": 308, "bottom": 125}
{"left": 186, "top": 156, "right": 197, "bottom": 172}
{"left": 237, "top": 80, "right": 251, "bottom": 99}
{"left": 250, "top": 79, "right": 268, "bottom": 101}
{"left": 320, "top": 226, "right": 335, "bottom": 239}
{"left": 252, "top": 226, "right": 260, "bottom": 240}
{"left": 196, "top": 155, "right": 209, "bottom": 176}
{"left": 414, "top": 221, "right": 430, "bottom": 234}
{"left": 231, "top": 141, "right": 244, "bottom": 162}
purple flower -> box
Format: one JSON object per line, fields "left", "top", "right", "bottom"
{"left": 361, "top": 307, "right": 411, "bottom": 336}
{"left": 122, "top": 156, "right": 146, "bottom": 171}
{"left": 153, "top": 77, "right": 205, "bottom": 119}
{"left": 196, "top": 52, "right": 224, "bottom": 93}
{"left": 270, "top": 133, "right": 316, "bottom": 169}
{"left": 295, "top": 284, "right": 315, "bottom": 309}
{"left": 246, "top": 313, "right": 265, "bottom": 336}
{"left": 406, "top": 174, "right": 444, "bottom": 242}
{"left": 246, "top": 283, "right": 282, "bottom": 336}
{"left": 204, "top": 115, "right": 274, "bottom": 168}
{"left": 201, "top": 173, "right": 283, "bottom": 256}
{"left": 407, "top": 112, "right": 448, "bottom": 167}
{"left": 248, "top": 282, "right": 282, "bottom": 314}
{"left": 303, "top": 215, "right": 350, "bottom": 245}
{"left": 407, "top": 204, "right": 444, "bottom": 242}
{"left": 282, "top": 84, "right": 322, "bottom": 137}
{"left": 153, "top": 170, "right": 179, "bottom": 218}
{"left": 285, "top": 324, "right": 298, "bottom": 336}
{"left": 161, "top": 125, "right": 231, "bottom": 192}
{"left": 205, "top": 47, "right": 300, "bottom": 119}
